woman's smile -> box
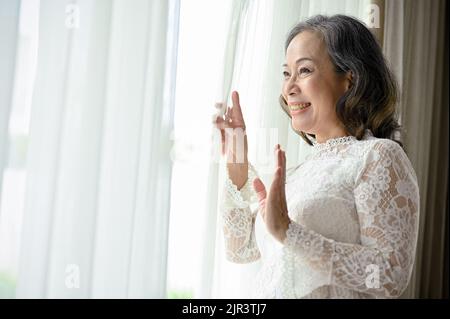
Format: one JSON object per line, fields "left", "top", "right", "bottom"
{"left": 289, "top": 102, "right": 311, "bottom": 115}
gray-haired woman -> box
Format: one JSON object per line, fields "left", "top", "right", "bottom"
{"left": 213, "top": 14, "right": 420, "bottom": 298}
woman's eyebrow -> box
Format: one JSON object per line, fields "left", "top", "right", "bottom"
{"left": 282, "top": 57, "right": 314, "bottom": 67}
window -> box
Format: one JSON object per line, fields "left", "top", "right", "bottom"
{"left": 166, "top": 0, "right": 231, "bottom": 298}
{"left": 0, "top": 0, "right": 39, "bottom": 298}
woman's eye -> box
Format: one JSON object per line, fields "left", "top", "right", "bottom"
{"left": 282, "top": 68, "right": 311, "bottom": 79}
{"left": 299, "top": 67, "right": 311, "bottom": 74}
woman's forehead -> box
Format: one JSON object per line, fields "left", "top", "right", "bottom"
{"left": 285, "top": 31, "right": 326, "bottom": 65}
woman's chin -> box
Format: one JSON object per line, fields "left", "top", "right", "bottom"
{"left": 292, "top": 121, "right": 311, "bottom": 134}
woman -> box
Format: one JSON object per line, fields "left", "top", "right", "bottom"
{"left": 213, "top": 15, "right": 420, "bottom": 298}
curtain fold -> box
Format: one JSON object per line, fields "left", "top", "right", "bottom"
{"left": 383, "top": 0, "right": 448, "bottom": 299}
{"left": 15, "top": 0, "right": 178, "bottom": 298}
{"left": 407, "top": 0, "right": 448, "bottom": 299}
{"left": 196, "top": 0, "right": 250, "bottom": 299}
{"left": 0, "top": 0, "right": 21, "bottom": 215}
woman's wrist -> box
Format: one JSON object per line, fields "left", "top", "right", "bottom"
{"left": 275, "top": 217, "right": 292, "bottom": 244}
{"left": 227, "top": 162, "right": 248, "bottom": 190}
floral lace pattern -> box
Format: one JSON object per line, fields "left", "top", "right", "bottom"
{"left": 221, "top": 163, "right": 261, "bottom": 263}
{"left": 312, "top": 135, "right": 357, "bottom": 151}
{"left": 220, "top": 130, "right": 420, "bottom": 298}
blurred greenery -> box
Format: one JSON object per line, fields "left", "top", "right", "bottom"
{"left": 167, "top": 288, "right": 193, "bottom": 299}
{"left": 0, "top": 272, "right": 16, "bottom": 299}
{"left": 0, "top": 273, "right": 196, "bottom": 299}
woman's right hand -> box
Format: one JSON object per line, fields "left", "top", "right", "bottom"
{"left": 213, "top": 91, "right": 248, "bottom": 162}
{"left": 213, "top": 91, "right": 249, "bottom": 190}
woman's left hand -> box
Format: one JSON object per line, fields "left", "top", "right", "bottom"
{"left": 253, "top": 144, "right": 291, "bottom": 243}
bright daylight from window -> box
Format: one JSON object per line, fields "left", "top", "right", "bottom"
{"left": 166, "top": 0, "right": 231, "bottom": 298}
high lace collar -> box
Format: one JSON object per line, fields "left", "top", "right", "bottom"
{"left": 312, "top": 129, "right": 373, "bottom": 151}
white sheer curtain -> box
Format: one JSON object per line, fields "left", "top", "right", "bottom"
{"left": 0, "top": 1, "right": 21, "bottom": 209}
{"left": 0, "top": 0, "right": 38, "bottom": 298}
{"left": 5, "top": 0, "right": 179, "bottom": 298}
{"left": 199, "top": 0, "right": 372, "bottom": 298}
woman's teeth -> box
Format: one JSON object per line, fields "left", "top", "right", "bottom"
{"left": 289, "top": 103, "right": 311, "bottom": 111}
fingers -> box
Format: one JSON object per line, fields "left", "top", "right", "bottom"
{"left": 231, "top": 91, "right": 244, "bottom": 118}
{"left": 213, "top": 91, "right": 245, "bottom": 127}
{"left": 231, "top": 91, "right": 240, "bottom": 108}
{"left": 227, "top": 106, "right": 233, "bottom": 122}
{"left": 214, "top": 116, "right": 229, "bottom": 130}
{"left": 271, "top": 144, "right": 286, "bottom": 194}
{"left": 275, "top": 144, "right": 281, "bottom": 171}
{"left": 253, "top": 178, "right": 267, "bottom": 203}
{"left": 269, "top": 166, "right": 283, "bottom": 201}
{"left": 212, "top": 92, "right": 246, "bottom": 157}
{"left": 280, "top": 146, "right": 286, "bottom": 186}
{"left": 212, "top": 112, "right": 228, "bottom": 155}
{"left": 220, "top": 129, "right": 226, "bottom": 155}
{"left": 214, "top": 102, "right": 225, "bottom": 116}
{"left": 281, "top": 148, "right": 286, "bottom": 197}
{"left": 274, "top": 144, "right": 286, "bottom": 180}
{"left": 270, "top": 145, "right": 281, "bottom": 190}
{"left": 213, "top": 105, "right": 233, "bottom": 128}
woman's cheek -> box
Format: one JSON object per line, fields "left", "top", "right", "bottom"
{"left": 303, "top": 78, "right": 319, "bottom": 95}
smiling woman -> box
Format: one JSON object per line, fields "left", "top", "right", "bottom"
{"left": 215, "top": 14, "right": 420, "bottom": 299}
{"left": 279, "top": 15, "right": 401, "bottom": 148}
{"left": 281, "top": 29, "right": 353, "bottom": 144}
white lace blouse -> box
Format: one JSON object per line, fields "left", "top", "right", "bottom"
{"left": 220, "top": 130, "right": 420, "bottom": 298}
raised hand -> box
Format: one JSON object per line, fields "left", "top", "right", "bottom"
{"left": 213, "top": 91, "right": 247, "bottom": 160}
{"left": 253, "top": 144, "right": 291, "bottom": 243}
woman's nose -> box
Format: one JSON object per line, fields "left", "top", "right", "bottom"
{"left": 285, "top": 77, "right": 300, "bottom": 96}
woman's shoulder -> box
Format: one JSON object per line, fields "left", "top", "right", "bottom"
{"left": 356, "top": 135, "right": 417, "bottom": 177}
{"left": 359, "top": 135, "right": 406, "bottom": 159}
{"left": 351, "top": 130, "right": 405, "bottom": 157}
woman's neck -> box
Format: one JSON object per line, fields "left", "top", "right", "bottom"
{"left": 314, "top": 127, "right": 350, "bottom": 144}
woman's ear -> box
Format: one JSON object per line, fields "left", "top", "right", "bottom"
{"left": 346, "top": 71, "right": 354, "bottom": 91}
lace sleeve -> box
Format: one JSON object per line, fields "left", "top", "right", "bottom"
{"left": 282, "top": 140, "right": 420, "bottom": 298}
{"left": 220, "top": 162, "right": 261, "bottom": 263}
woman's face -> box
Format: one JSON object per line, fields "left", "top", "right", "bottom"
{"left": 282, "top": 31, "right": 352, "bottom": 140}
